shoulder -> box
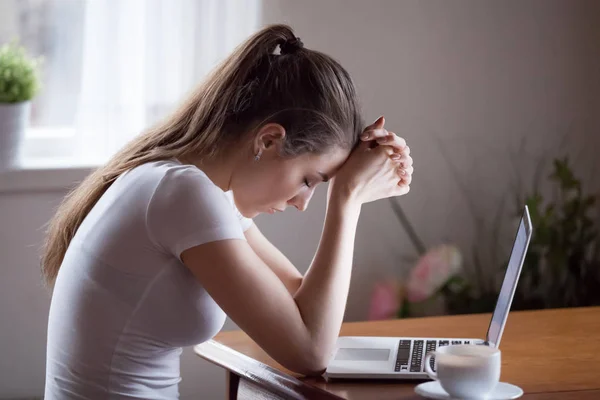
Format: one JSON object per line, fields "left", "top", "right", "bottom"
{"left": 132, "top": 159, "right": 214, "bottom": 187}
{"left": 121, "top": 159, "right": 224, "bottom": 201}
{"left": 141, "top": 159, "right": 246, "bottom": 257}
{"left": 138, "top": 159, "right": 230, "bottom": 212}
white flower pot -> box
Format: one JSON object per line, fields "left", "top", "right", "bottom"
{"left": 0, "top": 101, "right": 30, "bottom": 170}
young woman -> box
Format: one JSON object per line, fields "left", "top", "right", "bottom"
{"left": 42, "top": 24, "right": 413, "bottom": 399}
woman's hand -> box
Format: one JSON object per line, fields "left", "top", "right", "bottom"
{"left": 329, "top": 117, "right": 413, "bottom": 206}
{"left": 361, "top": 116, "right": 413, "bottom": 187}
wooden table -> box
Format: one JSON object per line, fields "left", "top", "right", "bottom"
{"left": 194, "top": 307, "right": 600, "bottom": 399}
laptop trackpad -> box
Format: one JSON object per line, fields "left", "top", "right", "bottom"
{"left": 334, "top": 348, "right": 390, "bottom": 361}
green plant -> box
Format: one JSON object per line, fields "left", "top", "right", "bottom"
{"left": 0, "top": 40, "right": 41, "bottom": 103}
{"left": 514, "top": 157, "right": 600, "bottom": 309}
{"left": 443, "top": 156, "right": 600, "bottom": 314}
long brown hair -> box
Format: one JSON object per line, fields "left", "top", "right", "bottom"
{"left": 41, "top": 24, "right": 363, "bottom": 286}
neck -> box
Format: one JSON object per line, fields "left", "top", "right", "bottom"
{"left": 181, "top": 150, "right": 241, "bottom": 193}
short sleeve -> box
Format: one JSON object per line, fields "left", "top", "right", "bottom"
{"left": 146, "top": 166, "right": 246, "bottom": 258}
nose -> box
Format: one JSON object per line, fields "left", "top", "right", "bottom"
{"left": 289, "top": 189, "right": 315, "bottom": 211}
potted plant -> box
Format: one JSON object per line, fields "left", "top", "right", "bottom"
{"left": 0, "top": 40, "right": 41, "bottom": 170}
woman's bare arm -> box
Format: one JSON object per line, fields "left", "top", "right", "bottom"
{"left": 181, "top": 193, "right": 360, "bottom": 375}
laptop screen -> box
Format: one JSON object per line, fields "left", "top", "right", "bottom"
{"left": 485, "top": 207, "right": 532, "bottom": 347}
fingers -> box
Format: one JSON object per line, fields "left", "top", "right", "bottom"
{"left": 391, "top": 153, "right": 413, "bottom": 167}
{"left": 361, "top": 116, "right": 386, "bottom": 141}
{"left": 358, "top": 135, "right": 375, "bottom": 151}
{"left": 390, "top": 151, "right": 413, "bottom": 183}
{"left": 364, "top": 116, "right": 385, "bottom": 132}
{"left": 393, "top": 154, "right": 413, "bottom": 190}
{"left": 396, "top": 163, "right": 412, "bottom": 182}
{"left": 399, "top": 172, "right": 412, "bottom": 186}
{"left": 381, "top": 140, "right": 413, "bottom": 185}
{"left": 361, "top": 127, "right": 388, "bottom": 141}
{"left": 364, "top": 129, "right": 413, "bottom": 198}
{"left": 361, "top": 120, "right": 409, "bottom": 158}
{"left": 398, "top": 165, "right": 414, "bottom": 177}
{"left": 376, "top": 132, "right": 407, "bottom": 154}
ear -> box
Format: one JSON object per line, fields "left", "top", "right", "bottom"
{"left": 254, "top": 123, "right": 286, "bottom": 154}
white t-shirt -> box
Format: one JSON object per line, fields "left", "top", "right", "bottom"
{"left": 44, "top": 159, "right": 253, "bottom": 399}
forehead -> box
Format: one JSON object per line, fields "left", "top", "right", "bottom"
{"left": 294, "top": 147, "right": 350, "bottom": 174}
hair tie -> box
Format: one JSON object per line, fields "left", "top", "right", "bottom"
{"left": 280, "top": 37, "right": 304, "bottom": 55}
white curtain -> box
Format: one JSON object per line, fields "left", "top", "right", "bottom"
{"left": 73, "top": 0, "right": 260, "bottom": 163}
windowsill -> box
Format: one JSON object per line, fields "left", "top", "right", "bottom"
{"left": 0, "top": 159, "right": 98, "bottom": 194}
{"left": 0, "top": 124, "right": 103, "bottom": 193}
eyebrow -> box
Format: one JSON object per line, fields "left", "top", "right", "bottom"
{"left": 318, "top": 172, "right": 330, "bottom": 182}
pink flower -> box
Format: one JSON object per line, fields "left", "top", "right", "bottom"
{"left": 406, "top": 245, "right": 462, "bottom": 303}
{"left": 368, "top": 280, "right": 403, "bottom": 320}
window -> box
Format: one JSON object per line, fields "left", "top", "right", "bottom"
{"left": 0, "top": 0, "right": 260, "bottom": 167}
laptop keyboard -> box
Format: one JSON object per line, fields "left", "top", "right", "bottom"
{"left": 425, "top": 340, "right": 437, "bottom": 371}
{"left": 394, "top": 339, "right": 471, "bottom": 373}
{"left": 394, "top": 340, "right": 411, "bottom": 372}
{"left": 409, "top": 340, "right": 424, "bottom": 372}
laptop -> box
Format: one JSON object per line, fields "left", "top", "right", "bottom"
{"left": 325, "top": 206, "right": 533, "bottom": 380}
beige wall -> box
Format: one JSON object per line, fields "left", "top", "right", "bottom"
{"left": 262, "top": 0, "right": 600, "bottom": 318}
{"left": 1, "top": 0, "right": 598, "bottom": 398}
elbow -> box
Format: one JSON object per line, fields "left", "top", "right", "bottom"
{"left": 289, "top": 361, "right": 327, "bottom": 377}
{"left": 300, "top": 364, "right": 328, "bottom": 377}
{"left": 288, "top": 347, "right": 331, "bottom": 376}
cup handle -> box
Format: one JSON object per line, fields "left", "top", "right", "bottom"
{"left": 424, "top": 351, "right": 438, "bottom": 380}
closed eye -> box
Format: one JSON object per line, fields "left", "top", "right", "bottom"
{"left": 304, "top": 178, "right": 311, "bottom": 188}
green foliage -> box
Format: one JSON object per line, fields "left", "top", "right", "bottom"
{"left": 514, "top": 157, "right": 600, "bottom": 309}
{"left": 444, "top": 157, "right": 600, "bottom": 314}
{"left": 0, "top": 40, "right": 41, "bottom": 103}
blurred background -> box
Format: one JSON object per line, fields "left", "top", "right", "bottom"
{"left": 0, "top": 0, "right": 599, "bottom": 398}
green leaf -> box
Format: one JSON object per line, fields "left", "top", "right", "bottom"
{"left": 550, "top": 157, "right": 579, "bottom": 191}
{"left": 0, "top": 40, "right": 41, "bottom": 103}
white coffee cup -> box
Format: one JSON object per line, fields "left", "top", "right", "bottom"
{"left": 424, "top": 344, "right": 501, "bottom": 400}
